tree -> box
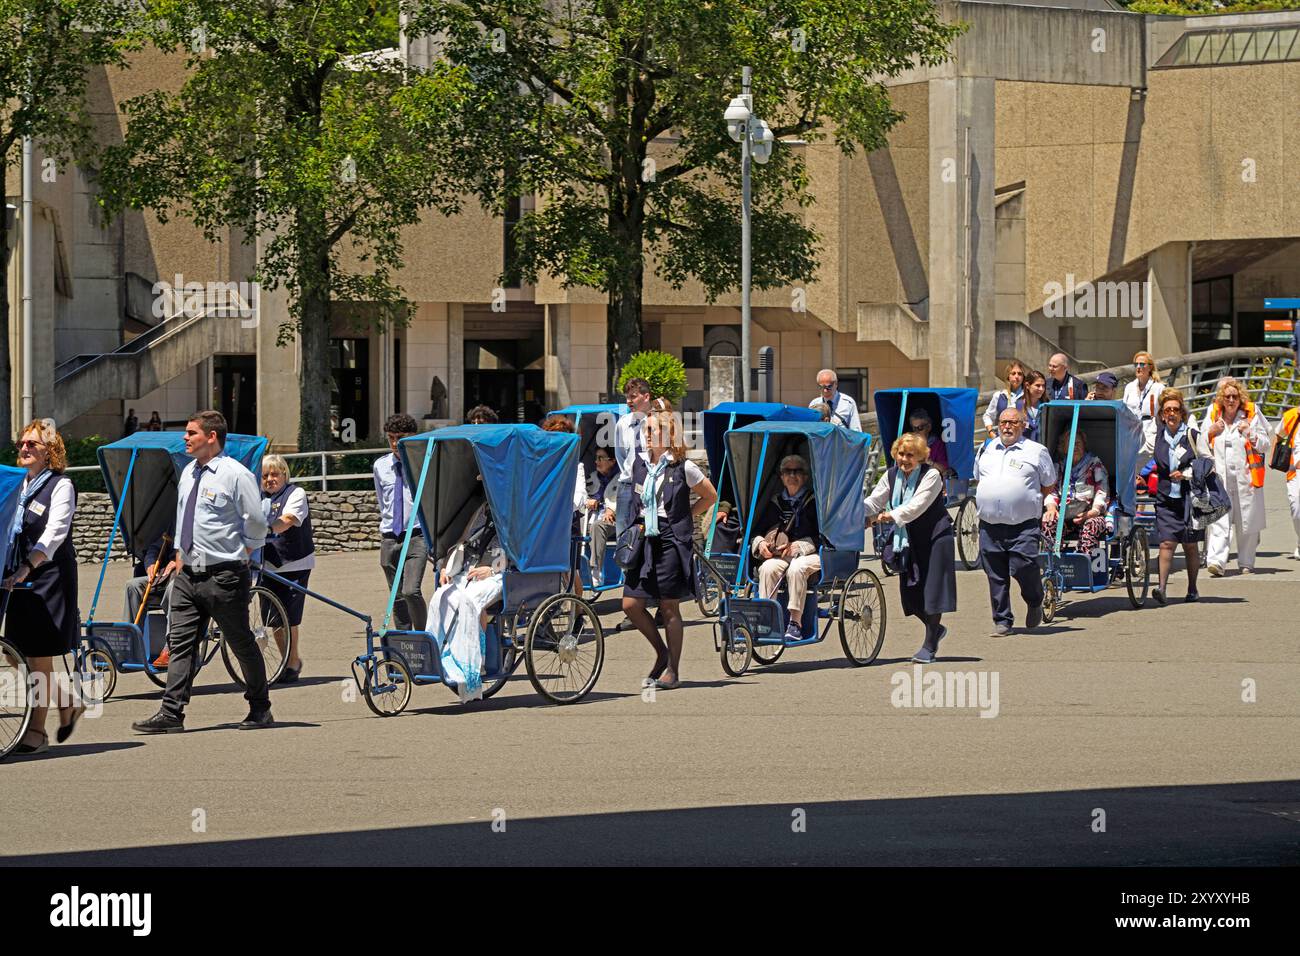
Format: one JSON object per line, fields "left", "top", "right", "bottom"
{"left": 407, "top": 0, "right": 962, "bottom": 391}
{"left": 0, "top": 0, "right": 132, "bottom": 447}
{"left": 96, "top": 0, "right": 471, "bottom": 450}
{"left": 1118, "top": 0, "right": 1297, "bottom": 12}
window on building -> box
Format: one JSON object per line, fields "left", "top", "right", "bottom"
{"left": 1192, "top": 275, "right": 1233, "bottom": 353}
{"left": 503, "top": 193, "right": 522, "bottom": 288}
{"left": 835, "top": 368, "right": 869, "bottom": 411}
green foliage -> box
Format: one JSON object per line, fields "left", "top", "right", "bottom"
{"left": 1120, "top": 0, "right": 1298, "bottom": 12}
{"left": 617, "top": 351, "right": 688, "bottom": 404}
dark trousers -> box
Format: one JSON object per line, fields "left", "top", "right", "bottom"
{"left": 379, "top": 533, "right": 428, "bottom": 631}
{"left": 615, "top": 478, "right": 635, "bottom": 538}
{"left": 162, "top": 566, "right": 269, "bottom": 718}
{"left": 979, "top": 519, "right": 1044, "bottom": 627}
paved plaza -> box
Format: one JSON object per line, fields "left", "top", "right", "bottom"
{"left": 2, "top": 483, "right": 1297, "bottom": 866}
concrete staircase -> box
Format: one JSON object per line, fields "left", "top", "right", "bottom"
{"left": 53, "top": 304, "right": 256, "bottom": 426}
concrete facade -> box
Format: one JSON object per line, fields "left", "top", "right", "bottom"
{"left": 6, "top": 3, "right": 1300, "bottom": 446}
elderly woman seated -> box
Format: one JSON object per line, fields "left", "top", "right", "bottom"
{"left": 751, "top": 454, "right": 821, "bottom": 642}
{"left": 428, "top": 494, "right": 507, "bottom": 703}
{"left": 1042, "top": 430, "right": 1111, "bottom": 555}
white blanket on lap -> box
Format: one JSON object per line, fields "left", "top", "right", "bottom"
{"left": 430, "top": 573, "right": 503, "bottom": 703}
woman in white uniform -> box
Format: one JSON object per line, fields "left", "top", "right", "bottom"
{"left": 1199, "top": 377, "right": 1270, "bottom": 575}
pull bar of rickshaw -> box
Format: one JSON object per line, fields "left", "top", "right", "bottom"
{"left": 1053, "top": 404, "right": 1081, "bottom": 555}
{"left": 380, "top": 438, "right": 435, "bottom": 636}
{"left": 86, "top": 447, "right": 139, "bottom": 626}
{"left": 736, "top": 433, "right": 771, "bottom": 592}
{"left": 259, "top": 565, "right": 374, "bottom": 627}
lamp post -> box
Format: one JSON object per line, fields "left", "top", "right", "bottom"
{"left": 724, "top": 67, "right": 773, "bottom": 401}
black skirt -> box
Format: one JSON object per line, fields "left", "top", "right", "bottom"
{"left": 899, "top": 527, "right": 958, "bottom": 618}
{"left": 623, "top": 533, "right": 695, "bottom": 601}
{"left": 1154, "top": 494, "right": 1203, "bottom": 544}
{"left": 4, "top": 564, "right": 79, "bottom": 657}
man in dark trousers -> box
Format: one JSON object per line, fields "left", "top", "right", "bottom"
{"left": 373, "top": 413, "right": 427, "bottom": 631}
{"left": 132, "top": 410, "right": 271, "bottom": 733}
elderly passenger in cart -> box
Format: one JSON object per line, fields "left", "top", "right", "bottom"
{"left": 751, "top": 454, "right": 821, "bottom": 643}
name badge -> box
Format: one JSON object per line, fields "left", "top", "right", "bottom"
{"left": 202, "top": 488, "right": 218, "bottom": 501}
{"left": 30, "top": 502, "right": 46, "bottom": 516}
{"left": 634, "top": 484, "right": 644, "bottom": 494}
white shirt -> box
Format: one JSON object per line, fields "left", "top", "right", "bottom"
{"left": 614, "top": 411, "right": 650, "bottom": 480}
{"left": 175, "top": 453, "right": 267, "bottom": 565}
{"left": 372, "top": 452, "right": 416, "bottom": 535}
{"left": 263, "top": 485, "right": 315, "bottom": 573}
{"left": 974, "top": 436, "right": 1056, "bottom": 525}
{"left": 982, "top": 390, "right": 1024, "bottom": 430}
{"left": 1123, "top": 378, "right": 1165, "bottom": 421}
{"left": 864, "top": 467, "right": 944, "bottom": 524}
{"left": 810, "top": 391, "right": 862, "bottom": 431}
{"left": 25, "top": 474, "right": 76, "bottom": 560}
{"left": 637, "top": 454, "right": 706, "bottom": 519}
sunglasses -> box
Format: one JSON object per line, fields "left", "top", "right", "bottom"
{"left": 18, "top": 439, "right": 45, "bottom": 449}
{"left": 818, "top": 383, "right": 835, "bottom": 390}
{"left": 780, "top": 469, "right": 807, "bottom": 476}
{"left": 1134, "top": 362, "right": 1149, "bottom": 368}
{"left": 998, "top": 419, "right": 1022, "bottom": 426}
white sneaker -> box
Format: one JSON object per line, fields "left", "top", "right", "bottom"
{"left": 1207, "top": 564, "right": 1225, "bottom": 578}
{"left": 1291, "top": 548, "right": 1300, "bottom": 560}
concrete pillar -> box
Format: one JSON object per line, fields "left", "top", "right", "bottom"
{"left": 254, "top": 247, "right": 299, "bottom": 450}
{"left": 448, "top": 301, "right": 464, "bottom": 421}
{"left": 928, "top": 76, "right": 996, "bottom": 389}
{"left": 1147, "top": 242, "right": 1192, "bottom": 358}
{"left": 820, "top": 330, "right": 834, "bottom": 372}
{"left": 545, "top": 303, "right": 572, "bottom": 410}
{"left": 709, "top": 355, "right": 743, "bottom": 407}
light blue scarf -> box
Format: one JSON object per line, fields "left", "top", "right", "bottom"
{"left": 641, "top": 456, "right": 671, "bottom": 537}
{"left": 1165, "top": 422, "right": 1189, "bottom": 498}
{"left": 12, "top": 469, "right": 53, "bottom": 541}
{"left": 890, "top": 466, "right": 922, "bottom": 553}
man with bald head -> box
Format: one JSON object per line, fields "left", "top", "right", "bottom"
{"left": 1046, "top": 353, "right": 1085, "bottom": 402}
{"left": 811, "top": 369, "right": 862, "bottom": 431}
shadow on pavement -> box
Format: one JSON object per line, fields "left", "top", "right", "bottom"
{"left": 7, "top": 779, "right": 1296, "bottom": 866}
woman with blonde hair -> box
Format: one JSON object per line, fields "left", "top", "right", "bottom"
{"left": 865, "top": 432, "right": 957, "bottom": 663}
{"left": 1123, "top": 351, "right": 1166, "bottom": 425}
{"left": 260, "top": 454, "right": 313, "bottom": 682}
{"left": 1199, "top": 377, "right": 1270, "bottom": 575}
{"left": 982, "top": 360, "right": 1026, "bottom": 438}
{"left": 1, "top": 420, "right": 82, "bottom": 753}
{"left": 622, "top": 407, "right": 717, "bottom": 689}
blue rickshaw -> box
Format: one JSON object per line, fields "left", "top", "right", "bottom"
{"left": 1036, "top": 400, "right": 1151, "bottom": 621}
{"left": 77, "top": 432, "right": 285, "bottom": 699}
{"left": 350, "top": 424, "right": 605, "bottom": 715}
{"left": 872, "top": 388, "right": 982, "bottom": 570}
{"left": 0, "top": 464, "right": 36, "bottom": 761}
{"left": 695, "top": 402, "right": 821, "bottom": 616}
{"left": 545, "top": 403, "right": 627, "bottom": 597}
{"left": 713, "top": 421, "right": 887, "bottom": 674}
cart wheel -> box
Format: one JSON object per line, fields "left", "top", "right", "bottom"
{"left": 879, "top": 553, "right": 896, "bottom": 577}
{"left": 720, "top": 623, "right": 753, "bottom": 677}
{"left": 839, "top": 568, "right": 887, "bottom": 666}
{"left": 363, "top": 653, "right": 412, "bottom": 717}
{"left": 222, "top": 586, "right": 292, "bottom": 687}
{"left": 956, "top": 498, "right": 981, "bottom": 570}
{"left": 751, "top": 637, "right": 785, "bottom": 666}
{"left": 481, "top": 641, "right": 519, "bottom": 700}
{"left": 525, "top": 593, "right": 605, "bottom": 704}
{"left": 0, "top": 639, "right": 34, "bottom": 762}
{"left": 694, "top": 556, "right": 726, "bottom": 618}
{"left": 79, "top": 646, "right": 117, "bottom": 703}
{"left": 1126, "top": 526, "right": 1150, "bottom": 608}
{"left": 1042, "top": 575, "right": 1059, "bottom": 624}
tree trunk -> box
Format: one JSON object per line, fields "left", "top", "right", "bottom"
{"left": 606, "top": 212, "right": 644, "bottom": 396}
{"left": 296, "top": 211, "right": 334, "bottom": 451}
{"left": 0, "top": 204, "right": 12, "bottom": 449}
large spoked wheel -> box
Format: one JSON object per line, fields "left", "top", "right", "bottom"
{"left": 144, "top": 644, "right": 169, "bottom": 687}
{"left": 1126, "top": 526, "right": 1150, "bottom": 608}
{"left": 956, "top": 498, "right": 981, "bottom": 570}
{"left": 363, "top": 652, "right": 412, "bottom": 716}
{"left": 0, "top": 639, "right": 33, "bottom": 762}
{"left": 694, "top": 556, "right": 726, "bottom": 619}
{"left": 751, "top": 637, "right": 785, "bottom": 666}
{"left": 1042, "top": 575, "right": 1059, "bottom": 624}
{"left": 720, "top": 623, "right": 753, "bottom": 677}
{"left": 481, "top": 635, "right": 520, "bottom": 701}
{"left": 525, "top": 593, "right": 605, "bottom": 704}
{"left": 79, "top": 645, "right": 117, "bottom": 703}
{"left": 839, "top": 568, "right": 887, "bottom": 666}
{"left": 221, "top": 586, "right": 292, "bottom": 687}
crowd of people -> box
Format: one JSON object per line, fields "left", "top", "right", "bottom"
{"left": 4, "top": 351, "right": 1298, "bottom": 754}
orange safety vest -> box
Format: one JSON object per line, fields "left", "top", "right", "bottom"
{"left": 1280, "top": 407, "right": 1300, "bottom": 482}
{"left": 1208, "top": 401, "right": 1266, "bottom": 489}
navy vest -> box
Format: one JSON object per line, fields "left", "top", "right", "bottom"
{"left": 263, "top": 483, "right": 314, "bottom": 566}
{"left": 886, "top": 462, "right": 952, "bottom": 545}
{"left": 1152, "top": 426, "right": 1197, "bottom": 499}
{"left": 15, "top": 472, "right": 79, "bottom": 647}
{"left": 631, "top": 456, "right": 694, "bottom": 544}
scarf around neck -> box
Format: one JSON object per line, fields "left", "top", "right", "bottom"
{"left": 890, "top": 466, "right": 922, "bottom": 553}
{"left": 641, "top": 455, "right": 671, "bottom": 536}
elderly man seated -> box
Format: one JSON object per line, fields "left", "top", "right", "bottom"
{"left": 751, "top": 454, "right": 821, "bottom": 642}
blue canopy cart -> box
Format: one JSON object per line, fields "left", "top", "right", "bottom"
{"left": 707, "top": 421, "right": 886, "bottom": 674}
{"left": 78, "top": 432, "right": 284, "bottom": 698}
{"left": 694, "top": 402, "right": 821, "bottom": 616}
{"left": 872, "top": 387, "right": 982, "bottom": 570}
{"left": 348, "top": 424, "right": 605, "bottom": 715}
{"left": 545, "top": 403, "right": 627, "bottom": 597}
{"left": 1035, "top": 400, "right": 1150, "bottom": 621}
{"left": 0, "top": 464, "right": 35, "bottom": 760}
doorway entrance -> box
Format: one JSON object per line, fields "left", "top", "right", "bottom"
{"left": 213, "top": 355, "right": 256, "bottom": 434}
{"left": 330, "top": 337, "right": 370, "bottom": 438}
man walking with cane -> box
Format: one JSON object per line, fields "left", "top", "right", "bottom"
{"left": 133, "top": 411, "right": 271, "bottom": 733}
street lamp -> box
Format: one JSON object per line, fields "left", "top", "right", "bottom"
{"left": 725, "top": 66, "right": 774, "bottom": 401}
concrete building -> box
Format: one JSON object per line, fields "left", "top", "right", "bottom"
{"left": 6, "top": 2, "right": 1300, "bottom": 449}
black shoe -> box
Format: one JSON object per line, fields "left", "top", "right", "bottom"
{"left": 1025, "top": 604, "right": 1043, "bottom": 628}
{"left": 238, "top": 709, "right": 274, "bottom": 730}
{"left": 132, "top": 711, "right": 185, "bottom": 735}
{"left": 276, "top": 662, "right": 302, "bottom": 685}
{"left": 1152, "top": 587, "right": 1167, "bottom": 606}
{"left": 1185, "top": 590, "right": 1199, "bottom": 603}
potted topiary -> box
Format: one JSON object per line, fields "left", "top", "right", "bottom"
{"left": 617, "top": 351, "right": 687, "bottom": 405}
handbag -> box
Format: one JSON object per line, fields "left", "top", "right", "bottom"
{"left": 1063, "top": 499, "right": 1091, "bottom": 524}
{"left": 613, "top": 523, "right": 644, "bottom": 570}
{"left": 1269, "top": 414, "right": 1298, "bottom": 473}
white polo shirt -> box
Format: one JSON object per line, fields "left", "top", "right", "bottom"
{"left": 974, "top": 436, "right": 1056, "bottom": 526}
{"left": 810, "top": 391, "right": 862, "bottom": 431}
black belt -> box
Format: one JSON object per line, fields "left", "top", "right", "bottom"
{"left": 183, "top": 560, "right": 248, "bottom": 576}
{"left": 382, "top": 530, "right": 423, "bottom": 540}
